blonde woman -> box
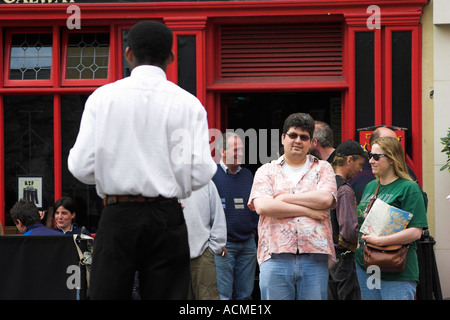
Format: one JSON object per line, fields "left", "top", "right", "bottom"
{"left": 355, "top": 137, "right": 427, "bottom": 300}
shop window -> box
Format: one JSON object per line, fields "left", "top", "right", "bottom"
{"left": 62, "top": 29, "right": 111, "bottom": 86}
{"left": 391, "top": 31, "right": 412, "bottom": 157}
{"left": 3, "top": 95, "right": 54, "bottom": 227}
{"left": 354, "top": 32, "right": 375, "bottom": 130}
{"left": 3, "top": 30, "right": 53, "bottom": 87}
{"left": 177, "top": 35, "right": 197, "bottom": 96}
{"left": 121, "top": 29, "right": 131, "bottom": 78}
{"left": 121, "top": 28, "right": 198, "bottom": 96}
{"left": 61, "top": 95, "right": 102, "bottom": 233}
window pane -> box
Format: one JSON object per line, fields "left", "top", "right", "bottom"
{"left": 3, "top": 95, "right": 54, "bottom": 226}
{"left": 355, "top": 32, "right": 375, "bottom": 131}
{"left": 61, "top": 95, "right": 102, "bottom": 233}
{"left": 122, "top": 30, "right": 130, "bottom": 78}
{"left": 392, "top": 31, "right": 412, "bottom": 157}
{"left": 9, "top": 33, "right": 52, "bottom": 80}
{"left": 66, "top": 33, "right": 110, "bottom": 80}
{"left": 177, "top": 35, "right": 197, "bottom": 96}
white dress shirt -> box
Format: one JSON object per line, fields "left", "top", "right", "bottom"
{"left": 68, "top": 65, "right": 217, "bottom": 199}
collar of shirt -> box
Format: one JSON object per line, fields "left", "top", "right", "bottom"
{"left": 130, "top": 64, "right": 167, "bottom": 80}
{"left": 57, "top": 223, "right": 75, "bottom": 235}
{"left": 24, "top": 223, "right": 40, "bottom": 233}
{"left": 219, "top": 159, "right": 241, "bottom": 174}
{"left": 273, "top": 154, "right": 319, "bottom": 166}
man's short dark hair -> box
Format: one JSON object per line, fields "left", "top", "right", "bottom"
{"left": 282, "top": 113, "right": 315, "bottom": 139}
{"left": 10, "top": 199, "right": 41, "bottom": 227}
{"left": 127, "top": 20, "right": 173, "bottom": 66}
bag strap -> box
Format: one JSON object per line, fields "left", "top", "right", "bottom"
{"left": 73, "top": 234, "right": 83, "bottom": 260}
{"left": 364, "top": 182, "right": 380, "bottom": 215}
{"left": 72, "top": 233, "right": 94, "bottom": 260}
{"left": 365, "top": 242, "right": 405, "bottom": 251}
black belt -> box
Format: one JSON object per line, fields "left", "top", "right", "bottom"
{"left": 103, "top": 195, "right": 177, "bottom": 206}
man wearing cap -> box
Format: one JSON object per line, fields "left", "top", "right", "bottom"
{"left": 327, "top": 139, "right": 367, "bottom": 300}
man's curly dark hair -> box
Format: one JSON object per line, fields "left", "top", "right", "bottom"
{"left": 127, "top": 20, "right": 173, "bottom": 67}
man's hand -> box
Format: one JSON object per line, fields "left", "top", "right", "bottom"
{"left": 306, "top": 208, "right": 330, "bottom": 221}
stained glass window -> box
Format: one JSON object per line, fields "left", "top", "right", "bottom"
{"left": 66, "top": 33, "right": 110, "bottom": 79}
{"left": 9, "top": 33, "right": 52, "bottom": 80}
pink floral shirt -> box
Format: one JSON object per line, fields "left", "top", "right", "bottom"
{"left": 248, "top": 155, "right": 337, "bottom": 266}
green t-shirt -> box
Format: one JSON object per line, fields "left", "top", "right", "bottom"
{"left": 355, "top": 178, "right": 428, "bottom": 282}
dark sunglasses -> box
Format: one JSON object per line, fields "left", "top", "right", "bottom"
{"left": 285, "top": 132, "right": 310, "bottom": 141}
{"left": 368, "top": 152, "right": 388, "bottom": 161}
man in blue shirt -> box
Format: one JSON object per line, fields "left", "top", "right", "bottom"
{"left": 10, "top": 199, "right": 61, "bottom": 236}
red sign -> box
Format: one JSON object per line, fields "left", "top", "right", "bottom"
{"left": 359, "top": 130, "right": 406, "bottom": 152}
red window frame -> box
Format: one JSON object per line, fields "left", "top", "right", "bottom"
{"left": 61, "top": 27, "right": 114, "bottom": 87}
{"left": 3, "top": 28, "right": 55, "bottom": 87}
{"left": 384, "top": 25, "right": 422, "bottom": 182}
{"left": 165, "top": 17, "right": 207, "bottom": 105}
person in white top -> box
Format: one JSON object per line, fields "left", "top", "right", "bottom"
{"left": 180, "top": 181, "right": 227, "bottom": 300}
{"left": 68, "top": 20, "right": 217, "bottom": 299}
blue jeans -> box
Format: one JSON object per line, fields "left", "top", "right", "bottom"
{"left": 356, "top": 264, "right": 417, "bottom": 300}
{"left": 214, "top": 237, "right": 257, "bottom": 300}
{"left": 259, "top": 253, "right": 328, "bottom": 300}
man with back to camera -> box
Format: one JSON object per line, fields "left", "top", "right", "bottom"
{"left": 68, "top": 21, "right": 217, "bottom": 299}
{"left": 248, "top": 113, "right": 337, "bottom": 300}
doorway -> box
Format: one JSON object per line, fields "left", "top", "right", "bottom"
{"left": 221, "top": 91, "right": 342, "bottom": 174}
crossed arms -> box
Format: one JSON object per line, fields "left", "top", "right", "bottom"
{"left": 253, "top": 190, "right": 335, "bottom": 221}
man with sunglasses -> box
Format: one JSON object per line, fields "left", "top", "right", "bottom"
{"left": 248, "top": 113, "right": 337, "bottom": 300}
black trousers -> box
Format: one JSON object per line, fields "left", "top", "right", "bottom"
{"left": 90, "top": 198, "right": 190, "bottom": 300}
{"left": 327, "top": 248, "right": 361, "bottom": 300}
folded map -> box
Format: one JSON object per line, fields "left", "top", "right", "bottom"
{"left": 360, "top": 198, "right": 413, "bottom": 236}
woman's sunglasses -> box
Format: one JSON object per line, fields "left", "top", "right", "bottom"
{"left": 285, "top": 132, "right": 310, "bottom": 142}
{"left": 368, "top": 152, "right": 388, "bottom": 161}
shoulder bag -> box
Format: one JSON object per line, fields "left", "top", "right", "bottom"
{"left": 362, "top": 182, "right": 409, "bottom": 273}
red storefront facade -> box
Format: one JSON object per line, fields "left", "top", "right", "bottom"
{"left": 0, "top": 0, "right": 427, "bottom": 232}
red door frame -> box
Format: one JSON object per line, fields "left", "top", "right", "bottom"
{"left": 0, "top": 0, "right": 427, "bottom": 228}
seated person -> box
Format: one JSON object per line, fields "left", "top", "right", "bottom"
{"left": 54, "top": 197, "right": 91, "bottom": 236}
{"left": 10, "top": 199, "right": 61, "bottom": 236}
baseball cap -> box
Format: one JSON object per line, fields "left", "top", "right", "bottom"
{"left": 335, "top": 139, "right": 368, "bottom": 158}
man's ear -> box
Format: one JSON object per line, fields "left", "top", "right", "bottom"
{"left": 15, "top": 219, "right": 25, "bottom": 232}
{"left": 166, "top": 50, "right": 175, "bottom": 66}
{"left": 125, "top": 46, "right": 133, "bottom": 63}
{"left": 347, "top": 155, "right": 353, "bottom": 166}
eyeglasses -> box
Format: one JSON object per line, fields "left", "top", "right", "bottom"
{"left": 285, "top": 132, "right": 310, "bottom": 141}
{"left": 368, "top": 152, "right": 388, "bottom": 161}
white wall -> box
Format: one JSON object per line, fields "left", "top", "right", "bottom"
{"left": 433, "top": 0, "right": 450, "bottom": 300}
